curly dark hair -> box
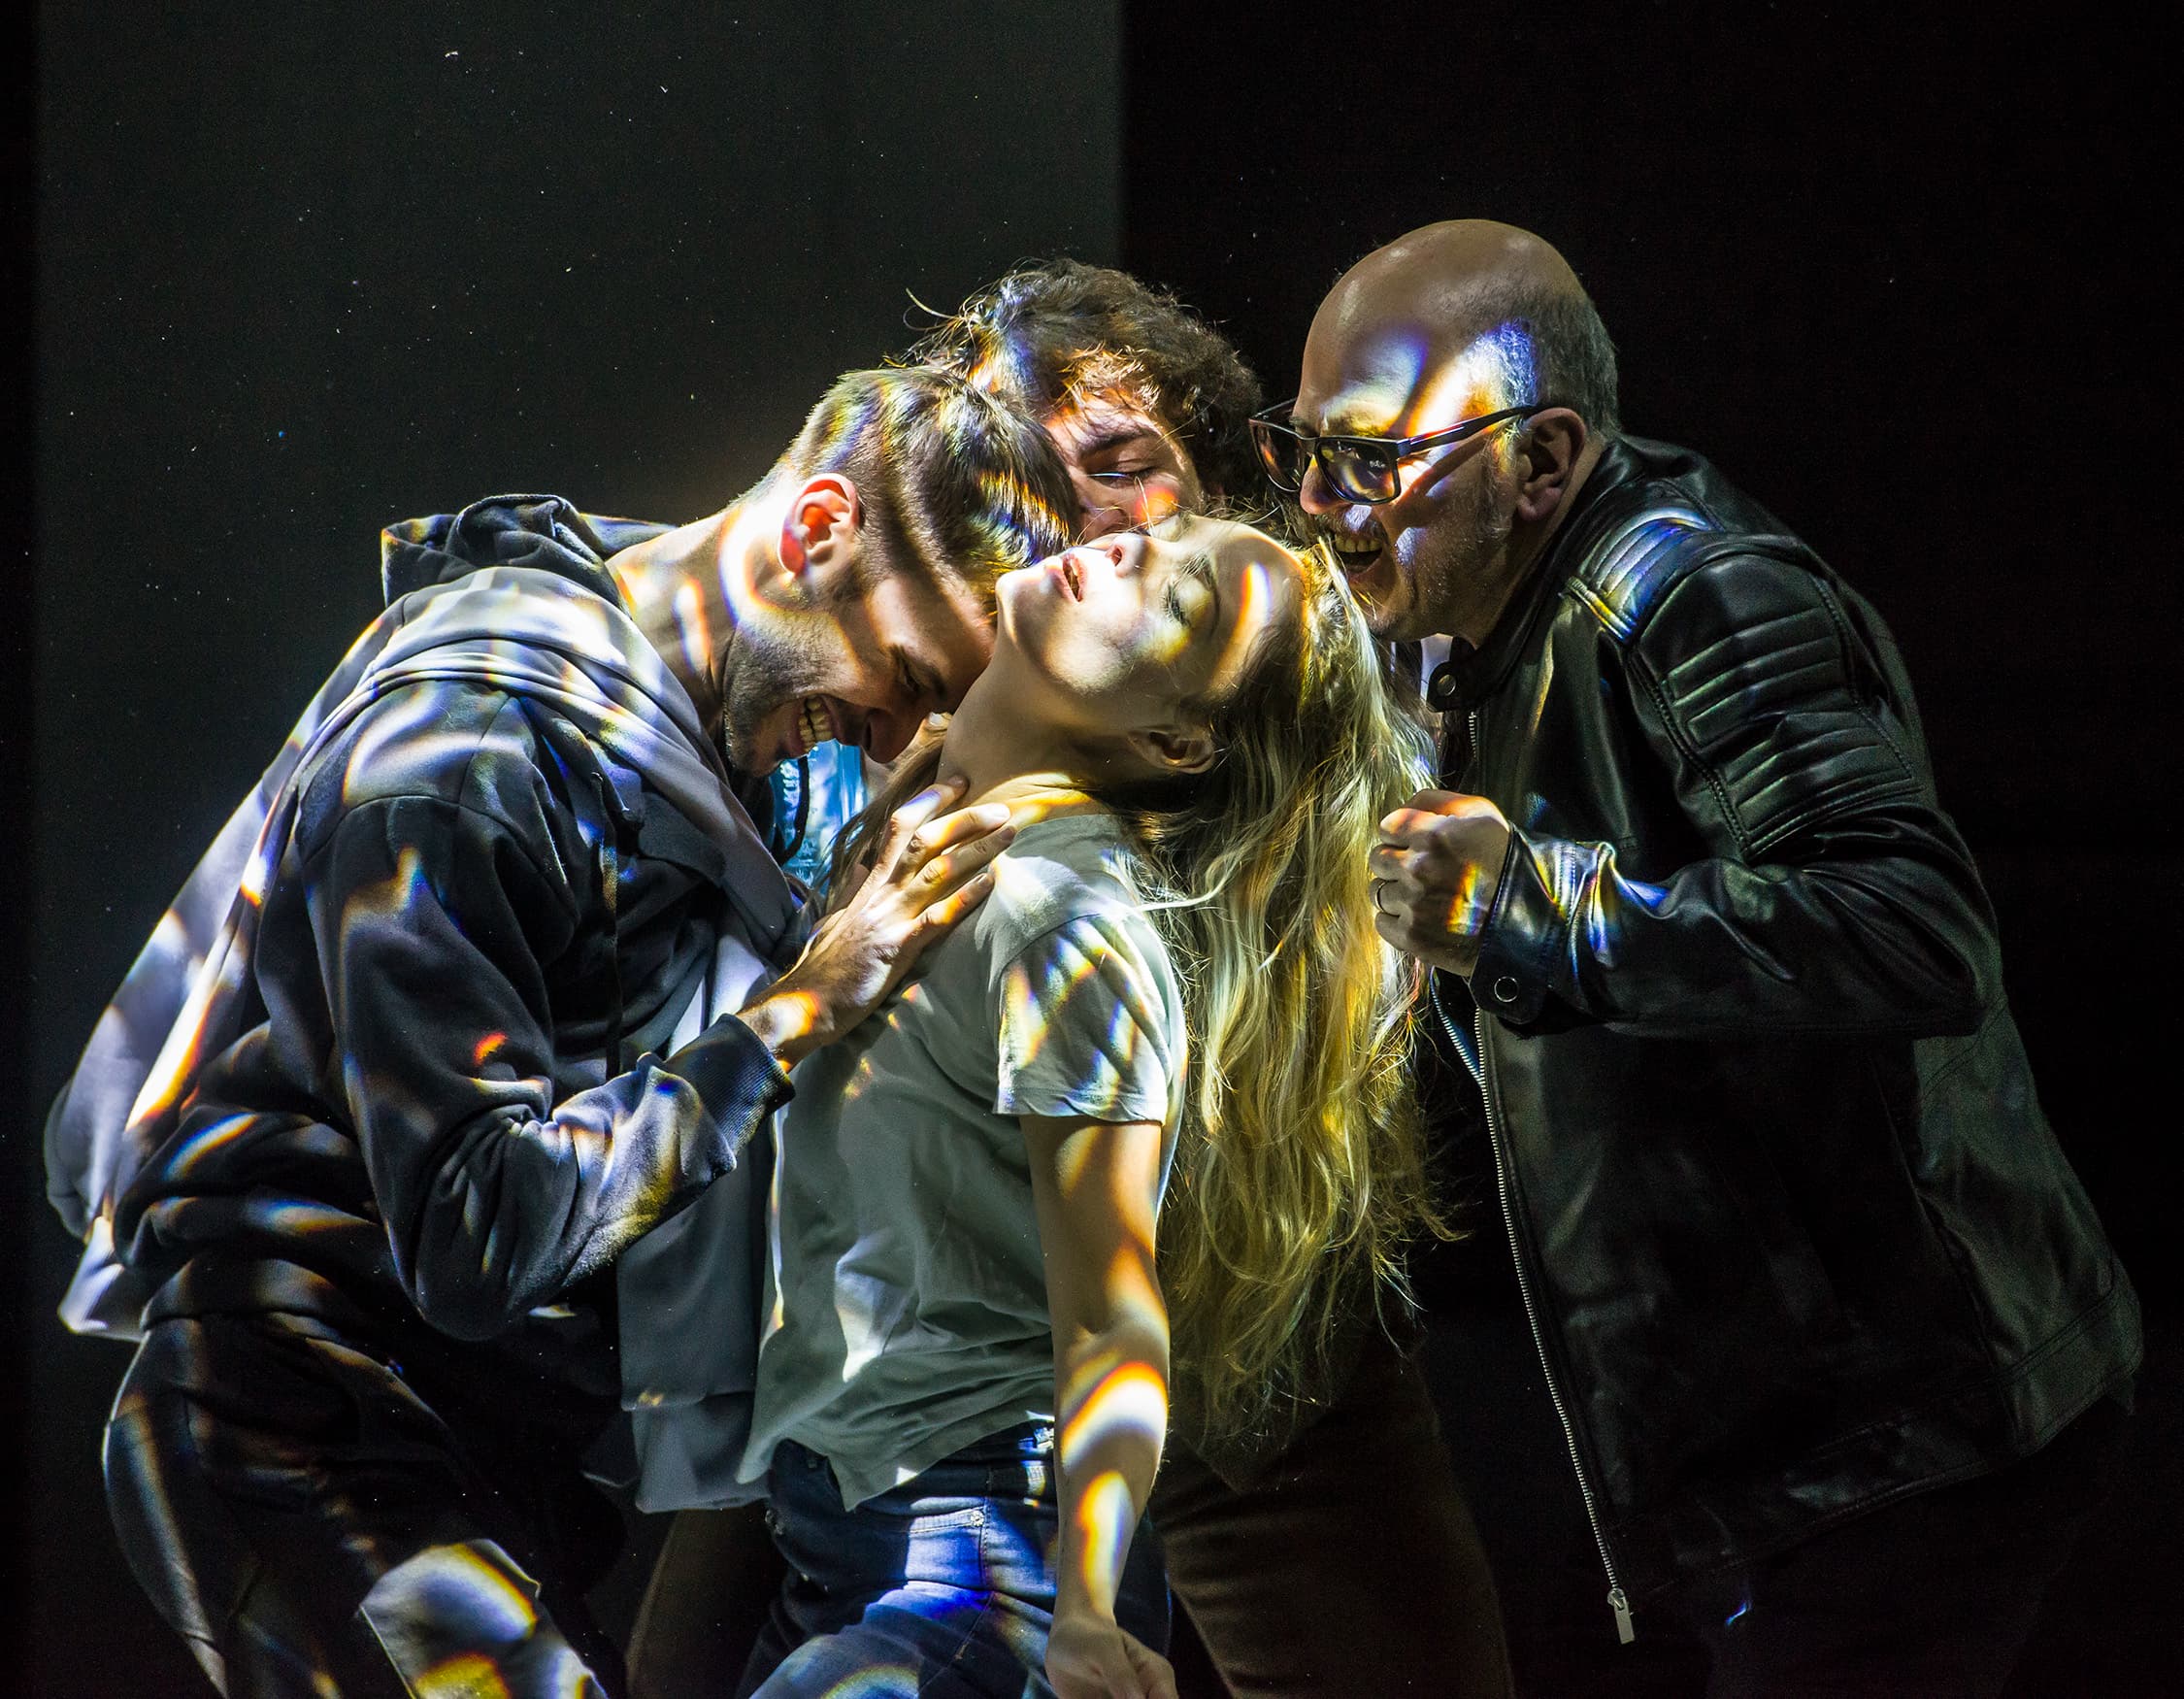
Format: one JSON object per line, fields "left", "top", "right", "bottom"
{"left": 902, "top": 258, "right": 1265, "bottom": 501}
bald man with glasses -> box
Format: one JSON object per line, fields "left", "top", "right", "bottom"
{"left": 1277, "top": 218, "right": 2138, "bottom": 1697}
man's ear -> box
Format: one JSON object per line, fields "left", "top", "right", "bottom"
{"left": 1513, "top": 409, "right": 1589, "bottom": 525}
{"left": 777, "top": 475, "right": 863, "bottom": 591}
{"left": 1127, "top": 719, "right": 1217, "bottom": 777}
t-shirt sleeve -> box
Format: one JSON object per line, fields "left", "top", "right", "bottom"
{"left": 994, "top": 910, "right": 1179, "bottom": 1124}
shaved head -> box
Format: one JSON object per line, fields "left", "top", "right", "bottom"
{"left": 1291, "top": 220, "right": 1617, "bottom": 644}
{"left": 1314, "top": 221, "right": 1587, "bottom": 355}
{"left": 1305, "top": 220, "right": 1616, "bottom": 440}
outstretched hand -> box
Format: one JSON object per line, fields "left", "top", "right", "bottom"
{"left": 741, "top": 777, "right": 1013, "bottom": 1068}
{"left": 1369, "top": 787, "right": 1514, "bottom": 977}
{"left": 1046, "top": 1612, "right": 1178, "bottom": 1699}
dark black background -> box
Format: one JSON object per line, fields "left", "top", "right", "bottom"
{"left": 17, "top": 2, "right": 2175, "bottom": 1692}
{"left": 1118, "top": 9, "right": 2177, "bottom": 1692}
{"left": 22, "top": 4, "right": 1121, "bottom": 1689}
{"left": 1122, "top": 17, "right": 2177, "bottom": 1295}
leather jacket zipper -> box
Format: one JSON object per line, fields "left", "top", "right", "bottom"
{"left": 1435, "top": 704, "right": 1635, "bottom": 1645}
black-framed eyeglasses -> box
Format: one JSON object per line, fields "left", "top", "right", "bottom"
{"left": 1249, "top": 401, "right": 1550, "bottom": 505}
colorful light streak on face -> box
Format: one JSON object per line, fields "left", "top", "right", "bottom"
{"left": 692, "top": 362, "right": 1075, "bottom": 776}
{"left": 991, "top": 516, "right": 1305, "bottom": 776}
{"left": 1296, "top": 319, "right": 1543, "bottom": 642}
{"left": 1411, "top": 321, "right": 1539, "bottom": 448}
{"left": 1042, "top": 391, "right": 1204, "bottom": 541}
{"left": 1199, "top": 542, "right": 1282, "bottom": 707}
{"left": 727, "top": 551, "right": 996, "bottom": 772}
{"left": 1307, "top": 319, "right": 1538, "bottom": 447}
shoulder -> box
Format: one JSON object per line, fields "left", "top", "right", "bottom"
{"left": 974, "top": 817, "right": 1178, "bottom": 1027}
{"left": 1563, "top": 437, "right": 1825, "bottom": 647}
{"left": 979, "top": 816, "right": 1157, "bottom": 960}
{"left": 294, "top": 681, "right": 579, "bottom": 867}
{"left": 984, "top": 817, "right": 1185, "bottom": 1121}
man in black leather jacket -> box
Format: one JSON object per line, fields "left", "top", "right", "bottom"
{"left": 1263, "top": 219, "right": 2141, "bottom": 1694}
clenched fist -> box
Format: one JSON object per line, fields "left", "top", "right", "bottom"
{"left": 1368, "top": 788, "right": 1514, "bottom": 977}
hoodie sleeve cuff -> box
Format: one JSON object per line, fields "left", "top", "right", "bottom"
{"left": 664, "top": 1014, "right": 795, "bottom": 1172}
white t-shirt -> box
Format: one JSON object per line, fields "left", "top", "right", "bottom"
{"left": 738, "top": 812, "right": 1184, "bottom": 1508}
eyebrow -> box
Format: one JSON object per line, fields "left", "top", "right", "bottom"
{"left": 1308, "top": 406, "right": 1398, "bottom": 437}
{"left": 1075, "top": 422, "right": 1168, "bottom": 458}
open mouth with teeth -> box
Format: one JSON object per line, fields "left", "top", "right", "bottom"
{"left": 1327, "top": 535, "right": 1383, "bottom": 577}
{"left": 1055, "top": 555, "right": 1085, "bottom": 600}
{"left": 795, "top": 695, "right": 837, "bottom": 754}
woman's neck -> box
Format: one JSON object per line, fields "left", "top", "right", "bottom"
{"left": 938, "top": 673, "right": 1108, "bottom": 828}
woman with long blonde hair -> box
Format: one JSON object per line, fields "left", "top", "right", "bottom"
{"left": 730, "top": 510, "right": 1438, "bottom": 1699}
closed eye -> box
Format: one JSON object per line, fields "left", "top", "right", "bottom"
{"left": 1166, "top": 550, "right": 1218, "bottom": 634}
{"left": 892, "top": 650, "right": 941, "bottom": 712}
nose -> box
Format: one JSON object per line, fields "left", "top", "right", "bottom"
{"left": 1296, "top": 458, "right": 1340, "bottom": 516}
{"left": 1077, "top": 503, "right": 1130, "bottom": 541}
{"left": 1078, "top": 533, "right": 1142, "bottom": 575}
{"left": 859, "top": 704, "right": 914, "bottom": 764}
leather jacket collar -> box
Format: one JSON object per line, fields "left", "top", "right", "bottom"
{"left": 1425, "top": 435, "right": 1651, "bottom": 714}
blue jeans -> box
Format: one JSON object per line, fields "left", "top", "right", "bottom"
{"left": 739, "top": 1423, "right": 1170, "bottom": 1698}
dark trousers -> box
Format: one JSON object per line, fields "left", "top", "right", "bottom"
{"left": 736, "top": 1425, "right": 1169, "bottom": 1699}
{"left": 105, "top": 1311, "right": 628, "bottom": 1698}
{"left": 632, "top": 1326, "right": 1512, "bottom": 1698}
{"left": 1664, "top": 1394, "right": 2132, "bottom": 1699}
{"left": 1422, "top": 1280, "right": 2133, "bottom": 1698}
{"left": 1150, "top": 1322, "right": 1512, "bottom": 1698}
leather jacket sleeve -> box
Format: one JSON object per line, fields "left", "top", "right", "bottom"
{"left": 1469, "top": 550, "right": 2002, "bottom": 1036}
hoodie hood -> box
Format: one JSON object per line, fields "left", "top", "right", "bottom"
{"left": 381, "top": 493, "right": 673, "bottom": 605}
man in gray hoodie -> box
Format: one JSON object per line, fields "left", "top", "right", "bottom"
{"left": 46, "top": 367, "right": 1074, "bottom": 1698}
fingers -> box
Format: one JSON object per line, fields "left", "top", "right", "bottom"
{"left": 1126, "top": 1642, "right": 1179, "bottom": 1699}
{"left": 893, "top": 867, "right": 1000, "bottom": 976}
{"left": 869, "top": 775, "right": 968, "bottom": 882}
{"left": 1367, "top": 843, "right": 1411, "bottom": 883}
{"left": 903, "top": 817, "right": 1015, "bottom": 909}
{"left": 1380, "top": 806, "right": 1453, "bottom": 845}
{"left": 1378, "top": 788, "right": 1480, "bottom": 844}
{"left": 902, "top": 800, "right": 1014, "bottom": 865}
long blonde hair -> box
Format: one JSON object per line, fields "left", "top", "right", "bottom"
{"left": 830, "top": 526, "right": 1441, "bottom": 1440}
